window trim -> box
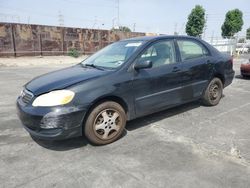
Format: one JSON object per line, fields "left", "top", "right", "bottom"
{"left": 176, "top": 39, "right": 211, "bottom": 62}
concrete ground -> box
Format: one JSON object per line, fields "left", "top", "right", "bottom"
{"left": 0, "top": 55, "right": 87, "bottom": 67}
{"left": 0, "top": 56, "right": 250, "bottom": 188}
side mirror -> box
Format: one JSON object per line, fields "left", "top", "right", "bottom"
{"left": 134, "top": 60, "right": 152, "bottom": 70}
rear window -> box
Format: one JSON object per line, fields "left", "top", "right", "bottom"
{"left": 177, "top": 40, "right": 209, "bottom": 61}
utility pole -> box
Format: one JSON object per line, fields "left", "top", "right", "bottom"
{"left": 133, "top": 23, "right": 136, "bottom": 32}
{"left": 179, "top": 22, "right": 185, "bottom": 35}
{"left": 116, "top": 0, "right": 120, "bottom": 27}
{"left": 92, "top": 16, "right": 97, "bottom": 29}
{"left": 211, "top": 30, "right": 214, "bottom": 44}
{"left": 112, "top": 17, "right": 116, "bottom": 28}
{"left": 58, "top": 11, "right": 64, "bottom": 26}
{"left": 174, "top": 23, "right": 178, "bottom": 35}
{"left": 203, "top": 14, "right": 208, "bottom": 39}
{"left": 27, "top": 16, "right": 30, "bottom": 24}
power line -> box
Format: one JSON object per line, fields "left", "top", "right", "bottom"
{"left": 0, "top": 6, "right": 108, "bottom": 25}
{"left": 62, "top": 0, "right": 115, "bottom": 9}
{"left": 0, "top": 13, "right": 20, "bottom": 22}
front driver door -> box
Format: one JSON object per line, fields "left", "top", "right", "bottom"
{"left": 132, "top": 39, "right": 183, "bottom": 117}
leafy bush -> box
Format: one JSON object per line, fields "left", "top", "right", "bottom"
{"left": 68, "top": 48, "right": 80, "bottom": 58}
{"left": 111, "top": 26, "right": 131, "bottom": 32}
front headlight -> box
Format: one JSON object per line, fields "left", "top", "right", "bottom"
{"left": 32, "top": 90, "right": 75, "bottom": 107}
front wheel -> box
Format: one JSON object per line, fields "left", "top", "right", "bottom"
{"left": 84, "top": 101, "right": 126, "bottom": 145}
{"left": 202, "top": 78, "right": 223, "bottom": 106}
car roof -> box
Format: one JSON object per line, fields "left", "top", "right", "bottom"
{"left": 121, "top": 35, "right": 200, "bottom": 42}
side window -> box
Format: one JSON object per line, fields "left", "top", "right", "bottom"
{"left": 139, "top": 40, "right": 176, "bottom": 68}
{"left": 177, "top": 40, "right": 209, "bottom": 61}
{"left": 141, "top": 46, "right": 157, "bottom": 58}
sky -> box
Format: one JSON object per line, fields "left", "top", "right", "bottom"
{"left": 0, "top": 0, "right": 249, "bottom": 39}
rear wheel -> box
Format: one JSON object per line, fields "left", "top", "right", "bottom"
{"left": 242, "top": 74, "right": 249, "bottom": 79}
{"left": 84, "top": 101, "right": 126, "bottom": 145}
{"left": 202, "top": 78, "right": 223, "bottom": 106}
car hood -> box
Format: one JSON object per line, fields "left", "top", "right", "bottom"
{"left": 25, "top": 64, "right": 109, "bottom": 96}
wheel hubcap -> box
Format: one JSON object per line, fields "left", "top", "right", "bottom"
{"left": 94, "top": 109, "right": 121, "bottom": 140}
{"left": 209, "top": 83, "right": 220, "bottom": 101}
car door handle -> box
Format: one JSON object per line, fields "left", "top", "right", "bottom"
{"left": 172, "top": 67, "right": 181, "bottom": 72}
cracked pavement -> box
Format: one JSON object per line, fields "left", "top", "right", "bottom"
{"left": 0, "top": 57, "right": 250, "bottom": 188}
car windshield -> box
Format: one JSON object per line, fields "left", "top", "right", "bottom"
{"left": 81, "top": 40, "right": 143, "bottom": 69}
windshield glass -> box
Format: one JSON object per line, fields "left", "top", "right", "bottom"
{"left": 81, "top": 40, "right": 143, "bottom": 69}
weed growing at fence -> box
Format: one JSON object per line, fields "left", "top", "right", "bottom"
{"left": 68, "top": 48, "right": 80, "bottom": 58}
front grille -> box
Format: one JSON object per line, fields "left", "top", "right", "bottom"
{"left": 21, "top": 89, "right": 34, "bottom": 104}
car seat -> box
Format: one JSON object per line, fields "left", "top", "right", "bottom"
{"left": 154, "top": 44, "right": 171, "bottom": 67}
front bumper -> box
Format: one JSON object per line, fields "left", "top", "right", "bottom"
{"left": 16, "top": 97, "right": 87, "bottom": 140}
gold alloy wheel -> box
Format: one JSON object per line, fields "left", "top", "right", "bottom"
{"left": 93, "top": 108, "right": 121, "bottom": 140}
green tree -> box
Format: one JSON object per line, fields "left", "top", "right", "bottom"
{"left": 247, "top": 27, "right": 250, "bottom": 40}
{"left": 185, "top": 5, "right": 206, "bottom": 37}
{"left": 111, "top": 26, "right": 131, "bottom": 32}
{"left": 221, "top": 9, "right": 243, "bottom": 38}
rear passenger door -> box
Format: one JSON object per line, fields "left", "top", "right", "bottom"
{"left": 176, "top": 39, "right": 212, "bottom": 102}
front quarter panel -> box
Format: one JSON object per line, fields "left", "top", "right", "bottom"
{"left": 68, "top": 71, "right": 135, "bottom": 119}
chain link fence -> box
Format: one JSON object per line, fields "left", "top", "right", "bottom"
{"left": 205, "top": 36, "right": 250, "bottom": 56}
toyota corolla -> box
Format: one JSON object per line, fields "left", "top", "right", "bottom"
{"left": 16, "top": 35, "right": 235, "bottom": 145}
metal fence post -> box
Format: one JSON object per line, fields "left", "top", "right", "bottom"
{"left": 11, "top": 24, "right": 16, "bottom": 57}
{"left": 39, "top": 33, "right": 42, "bottom": 56}
{"left": 62, "top": 28, "right": 64, "bottom": 55}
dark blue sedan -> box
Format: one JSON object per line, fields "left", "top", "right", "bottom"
{"left": 16, "top": 35, "right": 235, "bottom": 145}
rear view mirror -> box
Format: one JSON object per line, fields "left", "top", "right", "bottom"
{"left": 134, "top": 60, "right": 152, "bottom": 70}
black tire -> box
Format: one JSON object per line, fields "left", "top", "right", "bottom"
{"left": 242, "top": 75, "right": 248, "bottom": 79}
{"left": 84, "top": 101, "right": 126, "bottom": 145}
{"left": 202, "top": 78, "right": 223, "bottom": 106}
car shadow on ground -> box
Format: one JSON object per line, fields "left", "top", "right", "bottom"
{"left": 126, "top": 101, "right": 201, "bottom": 131}
{"left": 235, "top": 75, "right": 250, "bottom": 80}
{"left": 32, "top": 100, "right": 204, "bottom": 151}
{"left": 31, "top": 128, "right": 128, "bottom": 151}
{"left": 31, "top": 135, "right": 89, "bottom": 151}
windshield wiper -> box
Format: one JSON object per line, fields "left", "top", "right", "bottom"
{"left": 84, "top": 63, "right": 104, "bottom": 70}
